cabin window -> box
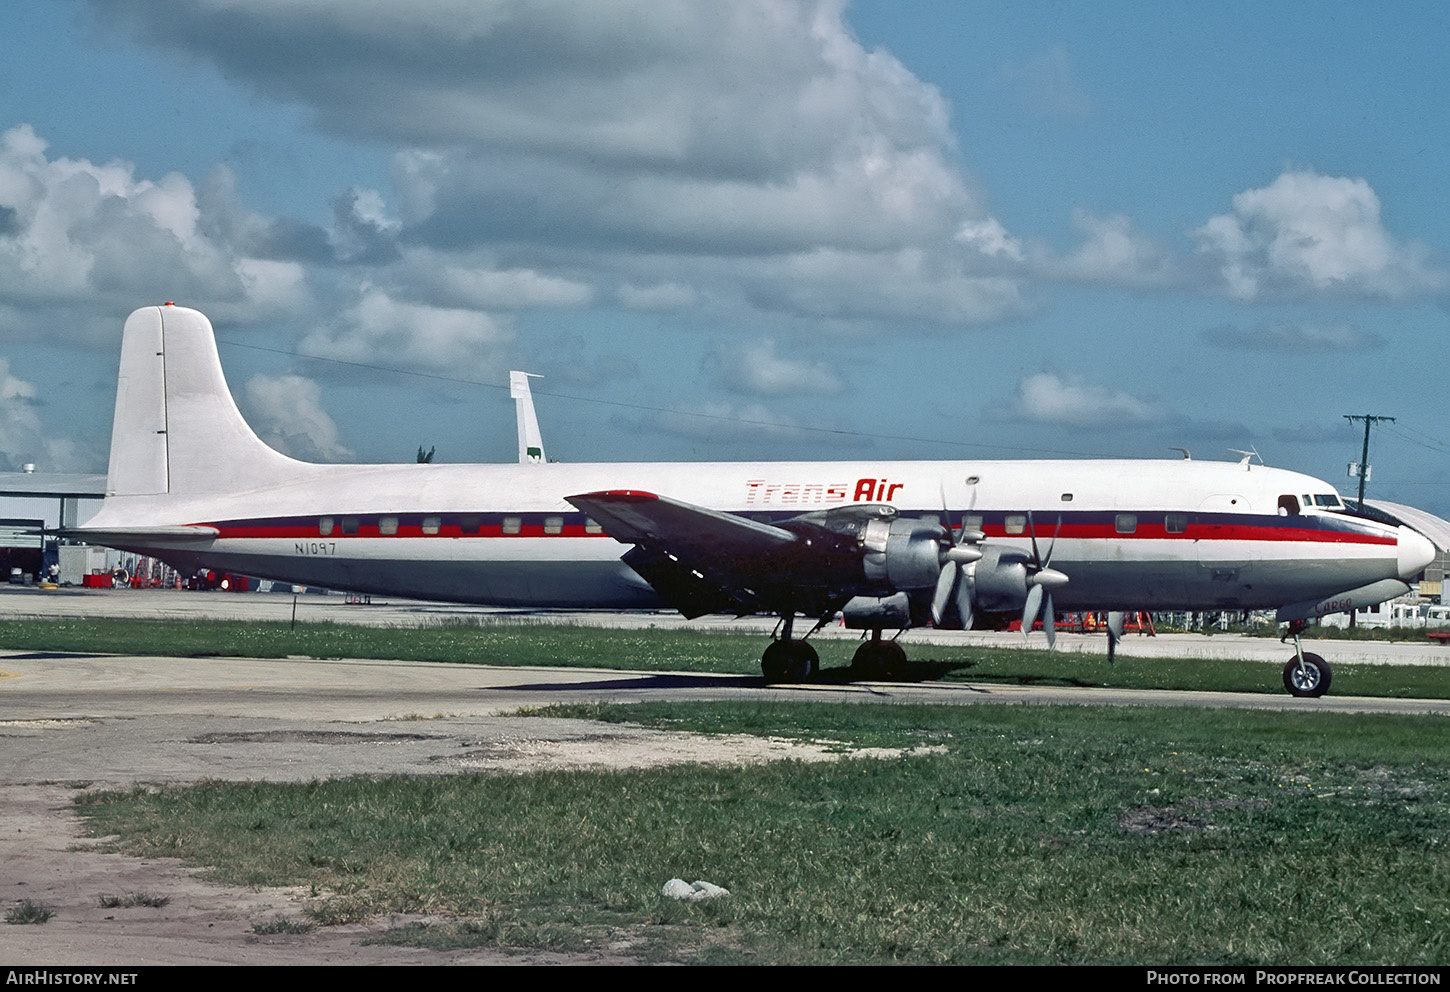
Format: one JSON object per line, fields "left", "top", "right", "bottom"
{"left": 1004, "top": 514, "right": 1026, "bottom": 535}
{"left": 421, "top": 516, "right": 441, "bottom": 535}
{"left": 502, "top": 516, "right": 521, "bottom": 535}
{"left": 1165, "top": 512, "right": 1187, "bottom": 534}
{"left": 378, "top": 516, "right": 398, "bottom": 535}
{"left": 319, "top": 516, "right": 334, "bottom": 536}
{"left": 963, "top": 514, "right": 983, "bottom": 532}
{"left": 1278, "top": 495, "right": 1301, "bottom": 515}
{"left": 544, "top": 516, "right": 563, "bottom": 535}
{"left": 460, "top": 515, "right": 481, "bottom": 535}
{"left": 585, "top": 517, "right": 603, "bottom": 535}
{"left": 341, "top": 516, "right": 359, "bottom": 535}
{"left": 1115, "top": 513, "right": 1137, "bottom": 534}
{"left": 1060, "top": 493, "right": 1073, "bottom": 502}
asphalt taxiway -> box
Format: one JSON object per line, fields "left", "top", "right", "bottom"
{"left": 2, "top": 586, "right": 1448, "bottom": 965}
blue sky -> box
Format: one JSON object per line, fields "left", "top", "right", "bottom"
{"left": 1, "top": 1, "right": 1447, "bottom": 514}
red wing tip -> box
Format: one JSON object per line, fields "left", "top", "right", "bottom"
{"left": 569, "top": 490, "right": 659, "bottom": 503}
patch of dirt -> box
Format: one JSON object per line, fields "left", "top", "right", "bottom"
{"left": 0, "top": 783, "right": 645, "bottom": 965}
{"left": 1119, "top": 797, "right": 1271, "bottom": 835}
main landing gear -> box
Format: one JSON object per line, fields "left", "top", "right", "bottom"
{"left": 760, "top": 614, "right": 819, "bottom": 684}
{"left": 850, "top": 630, "right": 907, "bottom": 681}
{"left": 759, "top": 614, "right": 911, "bottom": 684}
{"left": 1280, "top": 619, "right": 1332, "bottom": 698}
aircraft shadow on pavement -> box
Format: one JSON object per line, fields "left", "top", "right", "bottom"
{"left": 0, "top": 651, "right": 107, "bottom": 660}
{"left": 494, "top": 660, "right": 977, "bottom": 693}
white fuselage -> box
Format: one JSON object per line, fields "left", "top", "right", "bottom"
{"left": 83, "top": 456, "right": 1428, "bottom": 615}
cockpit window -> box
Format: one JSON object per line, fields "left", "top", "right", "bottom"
{"left": 1314, "top": 494, "right": 1342, "bottom": 508}
{"left": 1278, "top": 495, "right": 1301, "bottom": 515}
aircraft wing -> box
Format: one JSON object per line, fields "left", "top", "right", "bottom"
{"left": 565, "top": 490, "right": 824, "bottom": 618}
{"left": 566, "top": 490, "right": 795, "bottom": 554}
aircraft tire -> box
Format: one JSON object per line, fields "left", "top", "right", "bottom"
{"left": 762, "top": 641, "right": 818, "bottom": 684}
{"left": 851, "top": 641, "right": 908, "bottom": 681}
{"left": 1283, "top": 653, "right": 1331, "bottom": 698}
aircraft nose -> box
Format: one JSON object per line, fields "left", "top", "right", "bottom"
{"left": 1397, "top": 526, "right": 1437, "bottom": 581}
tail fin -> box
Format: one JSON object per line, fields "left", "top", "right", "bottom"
{"left": 107, "top": 305, "right": 305, "bottom": 497}
{"left": 509, "top": 370, "right": 547, "bottom": 464}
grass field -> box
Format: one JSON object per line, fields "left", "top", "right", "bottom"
{"left": 4, "top": 615, "right": 1450, "bottom": 698}
{"left": 72, "top": 700, "right": 1450, "bottom": 965}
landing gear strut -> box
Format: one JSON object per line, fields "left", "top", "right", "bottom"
{"left": 1280, "top": 619, "right": 1332, "bottom": 698}
{"left": 760, "top": 614, "right": 819, "bottom": 684}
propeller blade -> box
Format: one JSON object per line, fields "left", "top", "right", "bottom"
{"left": 931, "top": 560, "right": 958, "bottom": 626}
{"left": 1022, "top": 584, "right": 1043, "bottom": 639}
{"left": 1044, "top": 592, "right": 1057, "bottom": 650}
{"left": 1043, "top": 514, "right": 1062, "bottom": 567}
{"left": 956, "top": 573, "right": 974, "bottom": 630}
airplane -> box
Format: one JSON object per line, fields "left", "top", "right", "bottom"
{"left": 69, "top": 304, "right": 1437, "bottom": 698}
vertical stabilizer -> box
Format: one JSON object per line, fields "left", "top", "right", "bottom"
{"left": 107, "top": 307, "right": 169, "bottom": 496}
{"left": 510, "top": 370, "right": 546, "bottom": 464}
{"left": 106, "top": 305, "right": 305, "bottom": 497}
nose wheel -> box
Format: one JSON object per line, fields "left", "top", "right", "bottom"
{"left": 1283, "top": 652, "right": 1331, "bottom": 697}
{"left": 1281, "top": 620, "right": 1332, "bottom": 697}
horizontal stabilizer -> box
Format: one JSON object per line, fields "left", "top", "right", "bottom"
{"left": 62, "top": 525, "right": 220, "bottom": 546}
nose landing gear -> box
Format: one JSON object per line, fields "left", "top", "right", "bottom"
{"left": 1280, "top": 619, "right": 1332, "bottom": 698}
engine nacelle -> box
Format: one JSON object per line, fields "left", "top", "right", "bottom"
{"left": 861, "top": 517, "right": 946, "bottom": 591}
{"left": 968, "top": 545, "right": 1033, "bottom": 612}
{"left": 841, "top": 592, "right": 913, "bottom": 629}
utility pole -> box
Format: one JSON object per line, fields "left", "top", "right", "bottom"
{"left": 1343, "top": 413, "right": 1395, "bottom": 508}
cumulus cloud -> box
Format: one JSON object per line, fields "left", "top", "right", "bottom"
{"left": 299, "top": 285, "right": 514, "bottom": 376}
{"left": 1202, "top": 321, "right": 1385, "bottom": 353}
{"left": 992, "top": 371, "right": 1167, "bottom": 428}
{"left": 0, "top": 357, "right": 89, "bottom": 470}
{"left": 1193, "top": 170, "right": 1448, "bottom": 301}
{"left": 0, "top": 121, "right": 308, "bottom": 324}
{"left": 96, "top": 0, "right": 1027, "bottom": 327}
{"left": 708, "top": 339, "right": 844, "bottom": 397}
{"left": 1052, "top": 210, "right": 1176, "bottom": 287}
{"left": 617, "top": 400, "right": 864, "bottom": 449}
{"left": 240, "top": 373, "right": 352, "bottom": 462}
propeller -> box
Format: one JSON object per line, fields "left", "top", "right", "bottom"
{"left": 930, "top": 519, "right": 984, "bottom": 628}
{"left": 1106, "top": 610, "right": 1126, "bottom": 663}
{"left": 1021, "top": 511, "right": 1069, "bottom": 648}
